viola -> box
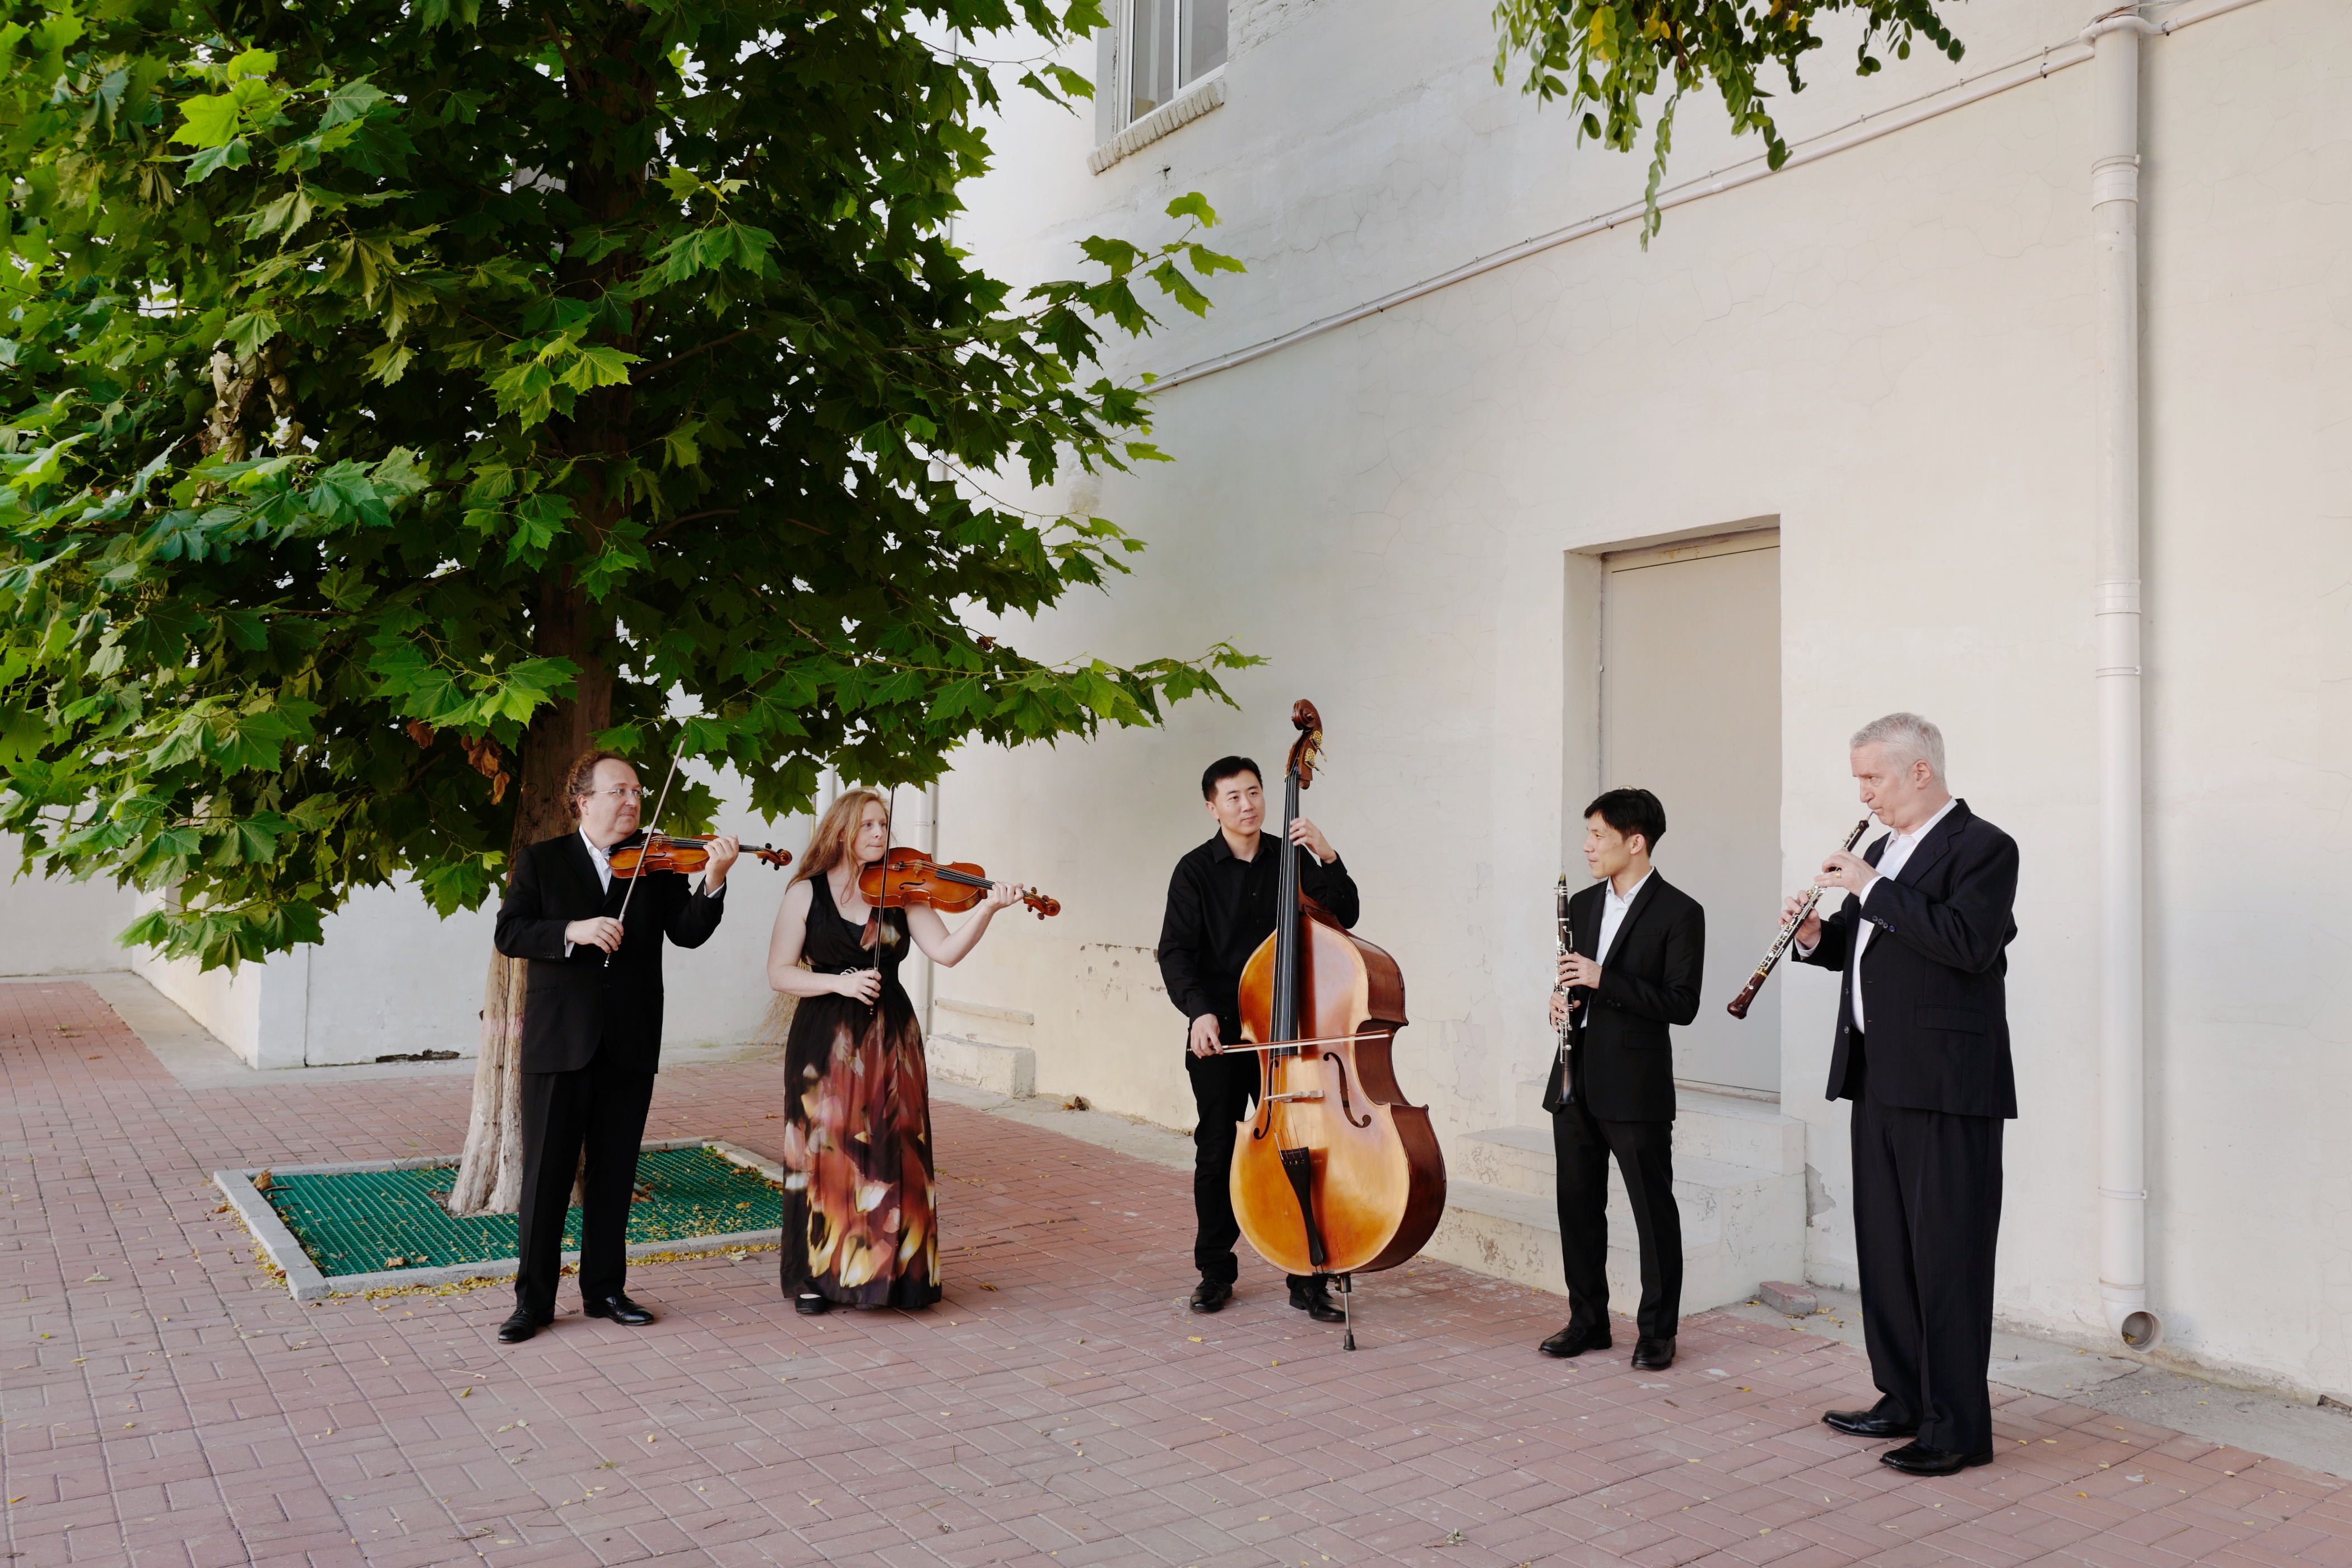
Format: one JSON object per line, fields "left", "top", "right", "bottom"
{"left": 1230, "top": 699, "right": 1447, "bottom": 1349}
{"left": 857, "top": 846, "right": 1059, "bottom": 920}
{"left": 608, "top": 833, "right": 793, "bottom": 880}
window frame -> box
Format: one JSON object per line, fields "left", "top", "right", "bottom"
{"left": 1119, "top": 0, "right": 1225, "bottom": 131}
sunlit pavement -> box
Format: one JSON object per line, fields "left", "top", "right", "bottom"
{"left": 4, "top": 978, "right": 2345, "bottom": 1567}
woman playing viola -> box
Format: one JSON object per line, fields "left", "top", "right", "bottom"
{"left": 765, "top": 790, "right": 1022, "bottom": 1314}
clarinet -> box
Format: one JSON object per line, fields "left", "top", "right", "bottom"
{"left": 1554, "top": 873, "right": 1574, "bottom": 1057}
{"left": 1726, "top": 818, "right": 1872, "bottom": 1018}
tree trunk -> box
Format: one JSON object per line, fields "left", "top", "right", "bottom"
{"left": 444, "top": 11, "right": 646, "bottom": 1217}
{"left": 444, "top": 576, "right": 615, "bottom": 1216}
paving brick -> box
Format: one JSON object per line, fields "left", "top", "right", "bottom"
{"left": 3, "top": 978, "right": 2346, "bottom": 1566}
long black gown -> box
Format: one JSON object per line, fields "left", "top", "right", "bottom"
{"left": 776, "top": 886, "right": 941, "bottom": 1309}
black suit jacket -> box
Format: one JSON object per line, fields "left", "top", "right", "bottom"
{"left": 1795, "top": 799, "right": 2018, "bottom": 1118}
{"left": 492, "top": 831, "right": 728, "bottom": 1076}
{"left": 1542, "top": 872, "right": 1705, "bottom": 1124}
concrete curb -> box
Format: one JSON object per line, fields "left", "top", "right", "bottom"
{"left": 214, "top": 1137, "right": 785, "bottom": 1304}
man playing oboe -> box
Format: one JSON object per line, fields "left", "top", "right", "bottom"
{"left": 1791, "top": 713, "right": 2018, "bottom": 1477}
{"left": 1542, "top": 788, "right": 1704, "bottom": 1371}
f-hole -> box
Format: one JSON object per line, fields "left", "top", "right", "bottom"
{"left": 1327, "top": 1055, "right": 1373, "bottom": 1129}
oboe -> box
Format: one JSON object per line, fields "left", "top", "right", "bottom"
{"left": 1553, "top": 873, "right": 1574, "bottom": 1055}
{"left": 1726, "top": 818, "right": 1871, "bottom": 1019}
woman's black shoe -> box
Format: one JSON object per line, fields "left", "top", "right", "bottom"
{"left": 1188, "top": 1280, "right": 1233, "bottom": 1314}
{"left": 794, "top": 1292, "right": 831, "bottom": 1316}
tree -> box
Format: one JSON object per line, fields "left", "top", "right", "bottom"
{"left": 0, "top": 0, "right": 1251, "bottom": 1212}
{"left": 1490, "top": 0, "right": 1967, "bottom": 243}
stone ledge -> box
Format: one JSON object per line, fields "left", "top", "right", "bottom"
{"left": 926, "top": 1032, "right": 1036, "bottom": 1099}
{"left": 1089, "top": 74, "right": 1226, "bottom": 175}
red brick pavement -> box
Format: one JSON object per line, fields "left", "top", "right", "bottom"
{"left": 2, "top": 978, "right": 2344, "bottom": 1567}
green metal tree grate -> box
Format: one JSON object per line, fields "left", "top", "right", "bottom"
{"left": 264, "top": 1145, "right": 782, "bottom": 1274}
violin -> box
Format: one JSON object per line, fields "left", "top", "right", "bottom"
{"left": 1230, "top": 699, "right": 1447, "bottom": 1349}
{"left": 857, "top": 846, "right": 1060, "bottom": 919}
{"left": 608, "top": 833, "right": 793, "bottom": 880}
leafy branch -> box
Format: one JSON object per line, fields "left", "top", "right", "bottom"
{"left": 1490, "top": 0, "right": 1967, "bottom": 244}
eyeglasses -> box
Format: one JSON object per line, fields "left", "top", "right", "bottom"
{"left": 583, "top": 787, "right": 646, "bottom": 803}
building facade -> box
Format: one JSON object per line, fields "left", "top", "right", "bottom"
{"left": 0, "top": 0, "right": 2338, "bottom": 1407}
{"left": 924, "top": 0, "right": 2352, "bottom": 1401}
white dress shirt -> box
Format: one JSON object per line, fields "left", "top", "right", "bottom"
{"left": 1596, "top": 869, "right": 1652, "bottom": 964}
{"left": 582, "top": 828, "right": 615, "bottom": 893}
{"left": 1838, "top": 797, "right": 1958, "bottom": 1034}
{"left": 1577, "top": 869, "right": 1653, "bottom": 1021}
{"left": 563, "top": 829, "right": 617, "bottom": 957}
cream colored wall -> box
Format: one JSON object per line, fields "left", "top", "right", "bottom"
{"left": 3, "top": 761, "right": 807, "bottom": 1071}
{"left": 943, "top": 0, "right": 2352, "bottom": 1397}
{"left": 0, "top": 841, "right": 141, "bottom": 977}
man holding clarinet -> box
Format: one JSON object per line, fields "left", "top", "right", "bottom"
{"left": 1788, "top": 713, "right": 2019, "bottom": 1476}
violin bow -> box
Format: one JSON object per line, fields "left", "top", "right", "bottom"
{"left": 603, "top": 747, "right": 683, "bottom": 970}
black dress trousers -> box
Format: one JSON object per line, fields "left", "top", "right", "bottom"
{"left": 1186, "top": 1047, "right": 1312, "bottom": 1291}
{"left": 1551, "top": 1092, "right": 1682, "bottom": 1341}
{"left": 514, "top": 1049, "right": 658, "bottom": 1319}
{"left": 1849, "top": 1078, "right": 2005, "bottom": 1455}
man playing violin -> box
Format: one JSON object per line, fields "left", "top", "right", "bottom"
{"left": 1158, "top": 755, "right": 1359, "bottom": 1321}
{"left": 490, "top": 750, "right": 740, "bottom": 1344}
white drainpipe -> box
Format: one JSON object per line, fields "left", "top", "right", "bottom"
{"left": 2088, "top": 7, "right": 2163, "bottom": 1353}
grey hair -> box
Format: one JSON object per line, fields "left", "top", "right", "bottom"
{"left": 1850, "top": 712, "right": 1946, "bottom": 781}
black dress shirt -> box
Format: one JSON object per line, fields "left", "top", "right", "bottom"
{"left": 1158, "top": 830, "right": 1361, "bottom": 1040}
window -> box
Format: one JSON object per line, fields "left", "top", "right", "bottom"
{"left": 1124, "top": 0, "right": 1225, "bottom": 125}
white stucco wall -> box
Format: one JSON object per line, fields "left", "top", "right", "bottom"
{"left": 0, "top": 840, "right": 143, "bottom": 976}
{"left": 3, "top": 762, "right": 808, "bottom": 1070}
{"left": 937, "top": 0, "right": 2352, "bottom": 1398}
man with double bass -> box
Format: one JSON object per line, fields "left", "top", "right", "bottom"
{"left": 1158, "top": 755, "right": 1358, "bottom": 1322}
{"left": 1791, "top": 713, "right": 2018, "bottom": 1477}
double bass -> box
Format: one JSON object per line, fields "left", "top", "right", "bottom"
{"left": 1230, "top": 699, "right": 1447, "bottom": 1348}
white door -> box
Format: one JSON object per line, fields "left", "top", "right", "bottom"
{"left": 1598, "top": 533, "right": 1781, "bottom": 1096}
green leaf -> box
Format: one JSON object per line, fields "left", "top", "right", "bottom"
{"left": 1164, "top": 192, "right": 1217, "bottom": 225}
{"left": 171, "top": 93, "right": 244, "bottom": 148}
{"left": 184, "top": 139, "right": 250, "bottom": 182}
{"left": 319, "top": 78, "right": 389, "bottom": 129}
{"left": 222, "top": 310, "right": 280, "bottom": 357}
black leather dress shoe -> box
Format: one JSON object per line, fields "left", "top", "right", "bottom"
{"left": 496, "top": 1309, "right": 549, "bottom": 1344}
{"left": 1188, "top": 1280, "right": 1233, "bottom": 1314}
{"left": 1631, "top": 1336, "right": 1675, "bottom": 1370}
{"left": 1537, "top": 1322, "right": 1612, "bottom": 1358}
{"left": 1289, "top": 1282, "right": 1347, "bottom": 1323}
{"left": 1880, "top": 1441, "right": 1994, "bottom": 1476}
{"left": 1823, "top": 1407, "right": 1920, "bottom": 1439}
{"left": 582, "top": 1294, "right": 655, "bottom": 1327}
{"left": 793, "top": 1292, "right": 831, "bottom": 1316}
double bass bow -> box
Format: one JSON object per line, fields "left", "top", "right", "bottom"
{"left": 1229, "top": 699, "right": 1447, "bottom": 1350}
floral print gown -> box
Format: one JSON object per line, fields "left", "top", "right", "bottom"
{"left": 777, "top": 890, "right": 941, "bottom": 1309}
